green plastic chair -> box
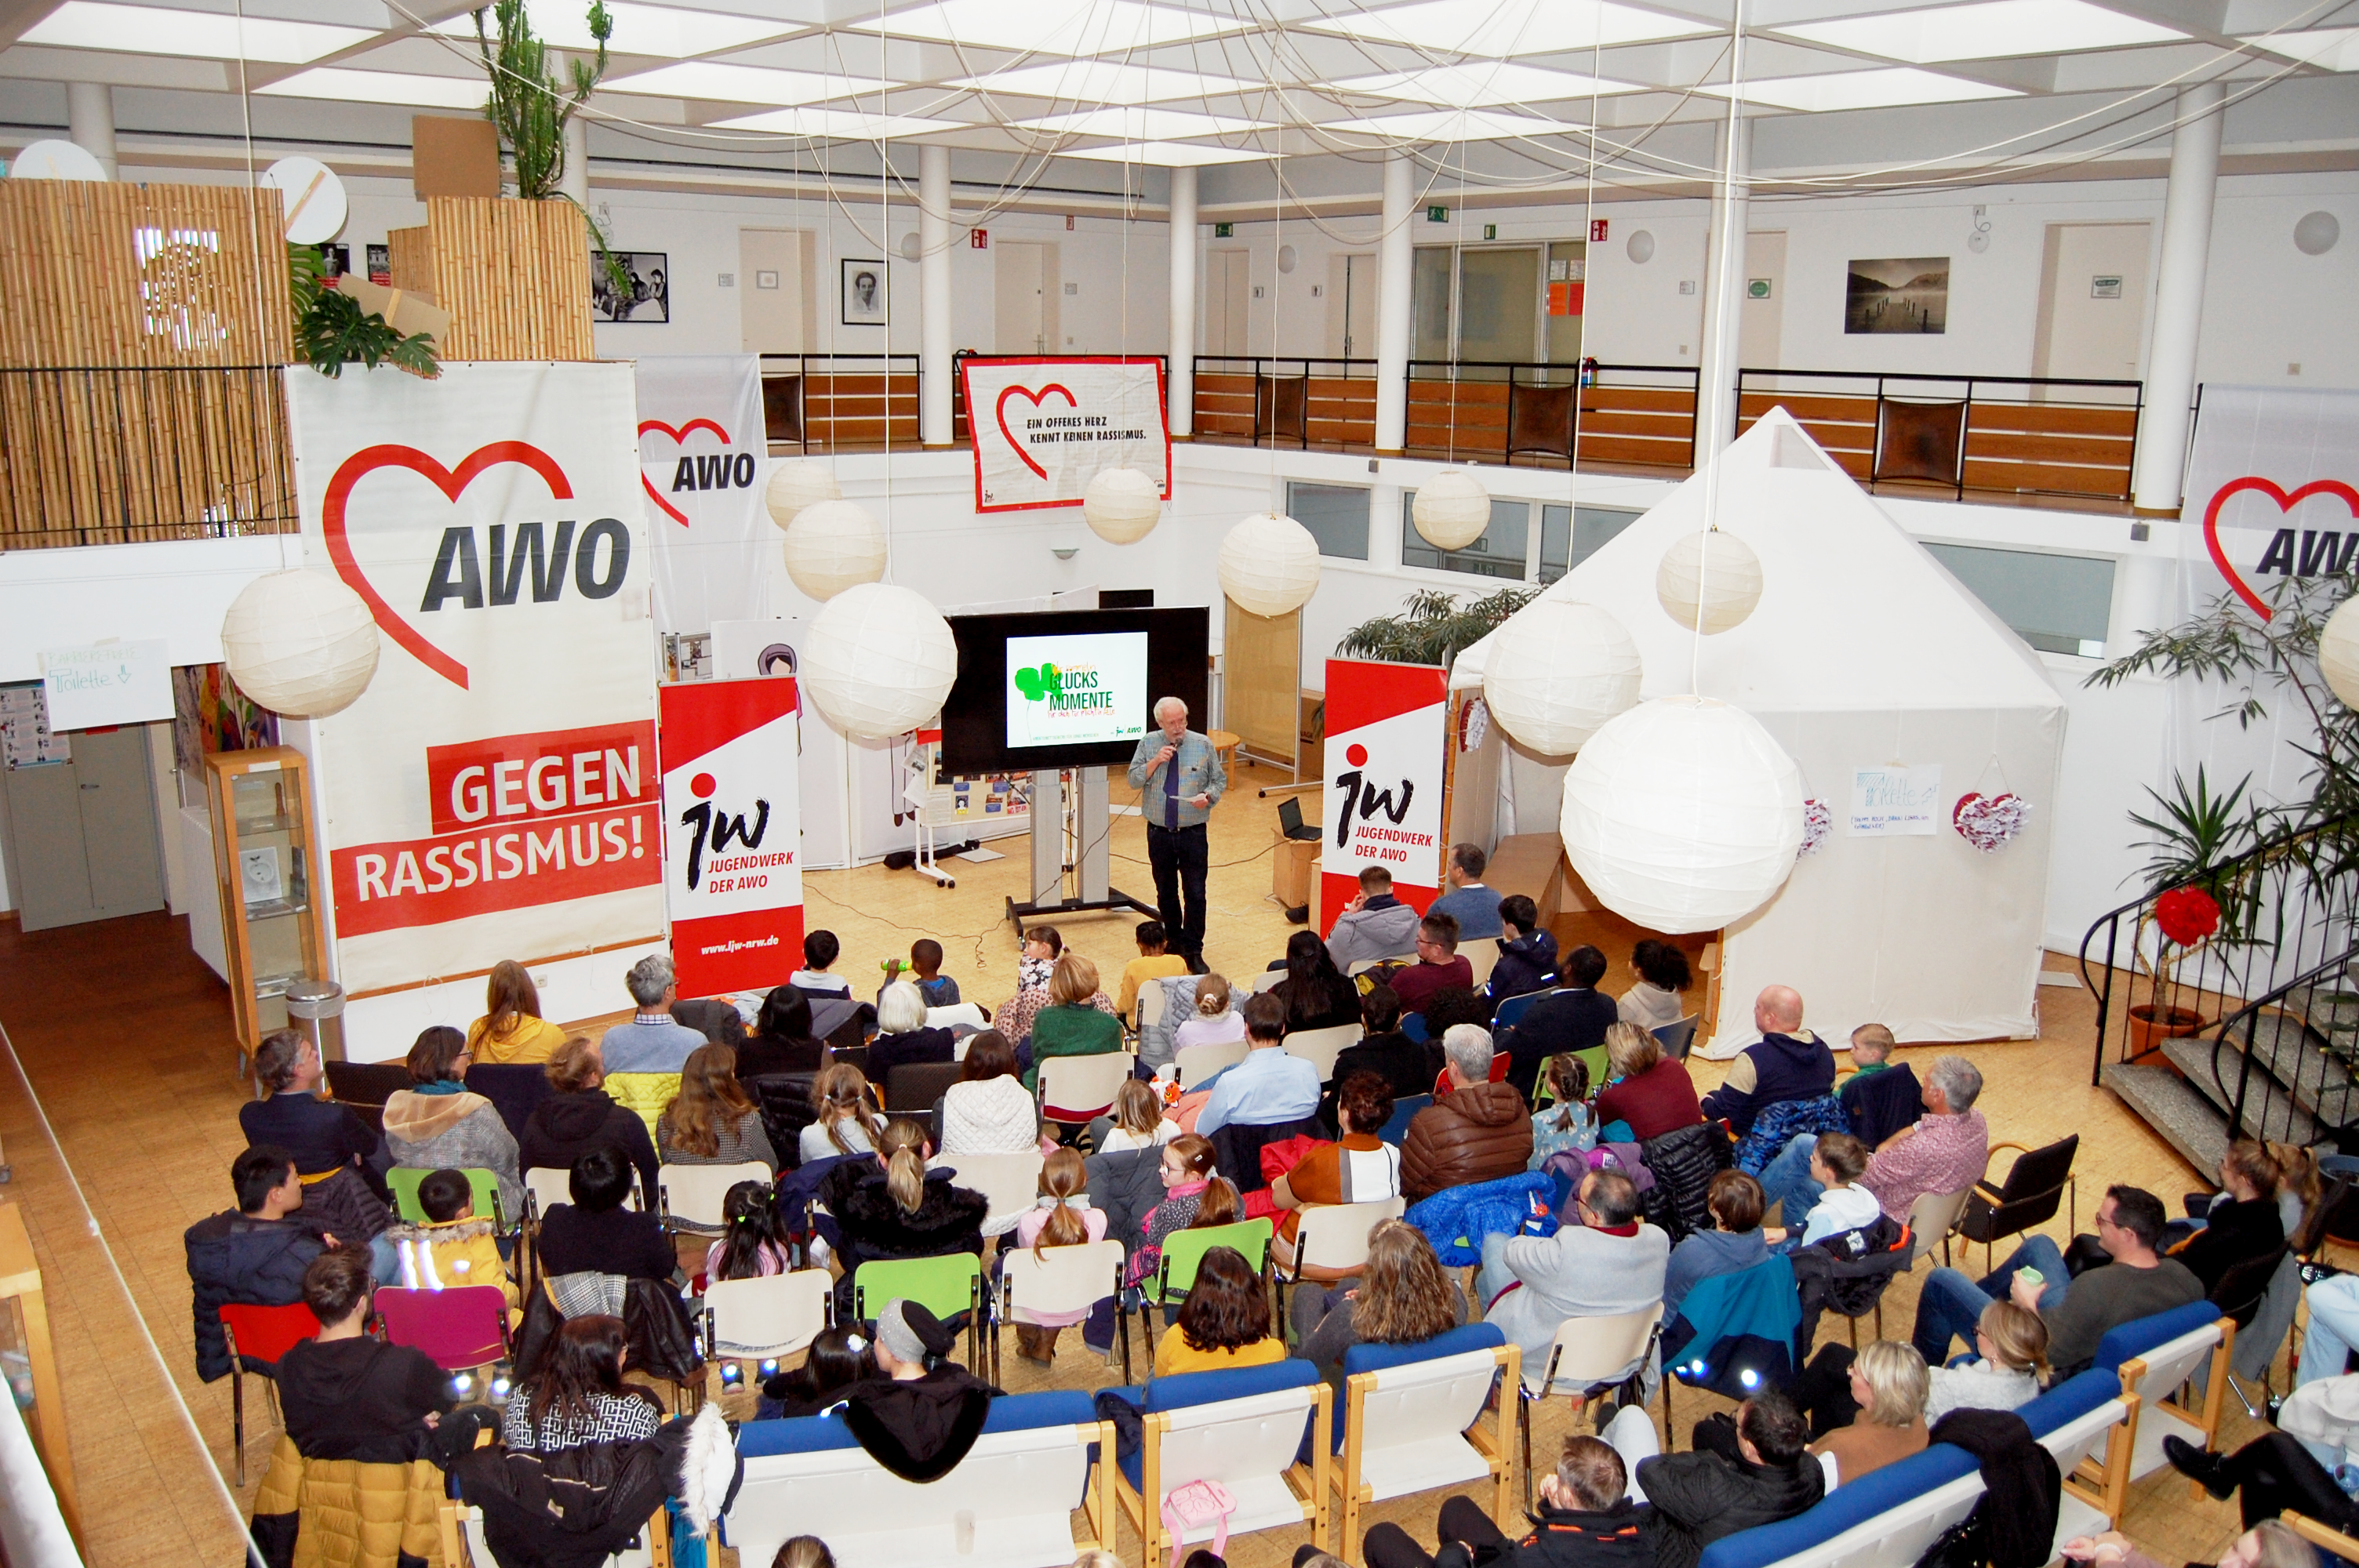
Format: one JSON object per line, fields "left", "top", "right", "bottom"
{"left": 1532, "top": 1047, "right": 1612, "bottom": 1111}
{"left": 851, "top": 1253, "right": 986, "bottom": 1366}
{"left": 1133, "top": 1218, "right": 1274, "bottom": 1350}
{"left": 385, "top": 1167, "right": 507, "bottom": 1230}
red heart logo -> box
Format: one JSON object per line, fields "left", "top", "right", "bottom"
{"left": 323, "top": 441, "right": 573, "bottom": 691}
{"left": 2201, "top": 475, "right": 2359, "bottom": 621}
{"left": 994, "top": 382, "right": 1075, "bottom": 480}
{"left": 637, "top": 417, "right": 731, "bottom": 528}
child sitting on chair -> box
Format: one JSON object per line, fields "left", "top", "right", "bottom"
{"left": 386, "top": 1167, "right": 519, "bottom": 1320}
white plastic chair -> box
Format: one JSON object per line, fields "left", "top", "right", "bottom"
{"left": 2119, "top": 1316, "right": 2233, "bottom": 1482}
{"left": 1336, "top": 1339, "right": 1519, "bottom": 1553}
{"left": 1907, "top": 1186, "right": 1973, "bottom": 1268}
{"left": 1175, "top": 1037, "right": 1250, "bottom": 1090}
{"left": 1037, "top": 1050, "right": 1138, "bottom": 1123}
{"left": 705, "top": 1269, "right": 831, "bottom": 1361}
{"left": 1518, "top": 1304, "right": 1664, "bottom": 1504}
{"left": 1117, "top": 1379, "right": 1331, "bottom": 1568}
{"left": 994, "top": 1238, "right": 1130, "bottom": 1382}
{"left": 1252, "top": 970, "right": 1286, "bottom": 994}
{"left": 1281, "top": 1196, "right": 1405, "bottom": 1284}
{"left": 1281, "top": 1023, "right": 1360, "bottom": 1082}
{"left": 928, "top": 1002, "right": 988, "bottom": 1032}
{"left": 525, "top": 1165, "right": 642, "bottom": 1221}
{"left": 1137, "top": 983, "right": 1167, "bottom": 1034}
{"left": 929, "top": 1149, "right": 1045, "bottom": 1237}
{"left": 1462, "top": 942, "right": 1501, "bottom": 990}
{"left": 656, "top": 1161, "right": 772, "bottom": 1235}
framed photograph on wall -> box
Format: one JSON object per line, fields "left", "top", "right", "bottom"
{"left": 841, "top": 258, "right": 887, "bottom": 326}
{"left": 591, "top": 250, "right": 671, "bottom": 322}
{"left": 1845, "top": 256, "right": 1948, "bottom": 334}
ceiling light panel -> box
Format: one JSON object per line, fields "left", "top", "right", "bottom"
{"left": 710, "top": 105, "right": 964, "bottom": 136}
{"left": 607, "top": 61, "right": 899, "bottom": 103}
{"left": 1772, "top": 0, "right": 2185, "bottom": 62}
{"left": 1321, "top": 107, "right": 1581, "bottom": 140}
{"left": 1337, "top": 62, "right": 1645, "bottom": 103}
{"left": 2240, "top": 26, "right": 2359, "bottom": 70}
{"left": 1058, "top": 141, "right": 1275, "bottom": 165}
{"left": 22, "top": 2, "right": 376, "bottom": 63}
{"left": 865, "top": 0, "right": 1241, "bottom": 55}
{"left": 1701, "top": 65, "right": 2021, "bottom": 107}
{"left": 428, "top": 2, "right": 791, "bottom": 57}
{"left": 951, "top": 60, "right": 1256, "bottom": 103}
{"left": 257, "top": 67, "right": 491, "bottom": 107}
{"left": 1016, "top": 107, "right": 1273, "bottom": 136}
{"left": 1303, "top": 0, "right": 1717, "bottom": 56}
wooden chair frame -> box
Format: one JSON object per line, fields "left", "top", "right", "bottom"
{"left": 2118, "top": 1316, "right": 2237, "bottom": 1497}
{"left": 1333, "top": 1343, "right": 1519, "bottom": 1564}
{"left": 1112, "top": 1381, "right": 1333, "bottom": 1567}
{"left": 2059, "top": 1388, "right": 2141, "bottom": 1530}
{"left": 2284, "top": 1512, "right": 2359, "bottom": 1564}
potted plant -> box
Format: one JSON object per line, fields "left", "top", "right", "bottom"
{"left": 2128, "top": 884, "right": 2222, "bottom": 1054}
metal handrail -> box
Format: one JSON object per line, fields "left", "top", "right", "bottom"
{"left": 2208, "top": 942, "right": 2359, "bottom": 1142}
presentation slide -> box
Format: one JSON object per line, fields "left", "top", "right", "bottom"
{"left": 1005, "top": 630, "right": 1149, "bottom": 751}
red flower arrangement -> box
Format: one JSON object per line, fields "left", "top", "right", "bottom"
{"left": 2155, "top": 885, "right": 2222, "bottom": 946}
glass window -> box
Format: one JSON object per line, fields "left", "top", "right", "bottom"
{"left": 1402, "top": 495, "right": 1530, "bottom": 579}
{"left": 1921, "top": 542, "right": 2115, "bottom": 656}
{"left": 1286, "top": 481, "right": 1370, "bottom": 561}
{"left": 1538, "top": 504, "right": 1641, "bottom": 583}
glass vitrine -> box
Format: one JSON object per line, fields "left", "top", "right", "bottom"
{"left": 202, "top": 746, "right": 326, "bottom": 1065}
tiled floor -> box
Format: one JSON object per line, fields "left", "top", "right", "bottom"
{"left": 0, "top": 775, "right": 2279, "bottom": 1567}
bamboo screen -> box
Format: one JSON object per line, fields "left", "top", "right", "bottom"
{"left": 409, "top": 197, "right": 596, "bottom": 361}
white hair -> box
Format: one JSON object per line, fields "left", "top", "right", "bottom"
{"left": 1928, "top": 1054, "right": 1983, "bottom": 1112}
{"left": 626, "top": 954, "right": 674, "bottom": 1007}
{"left": 878, "top": 979, "right": 929, "bottom": 1034}
{"left": 1154, "top": 695, "right": 1187, "bottom": 720}
{"left": 1443, "top": 1023, "right": 1494, "bottom": 1081}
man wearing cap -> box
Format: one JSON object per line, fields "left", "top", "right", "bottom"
{"left": 840, "top": 1300, "right": 1000, "bottom": 1481}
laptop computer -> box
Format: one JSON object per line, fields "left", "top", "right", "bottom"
{"left": 1276, "top": 797, "right": 1321, "bottom": 841}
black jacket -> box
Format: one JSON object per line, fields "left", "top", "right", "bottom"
{"left": 1637, "top": 1122, "right": 1732, "bottom": 1243}
{"left": 736, "top": 1034, "right": 824, "bottom": 1080}
{"left": 1928, "top": 1408, "right": 2060, "bottom": 1568}
{"left": 274, "top": 1335, "right": 456, "bottom": 1463}
{"left": 183, "top": 1209, "right": 328, "bottom": 1381}
{"left": 456, "top": 1416, "right": 734, "bottom": 1568}
{"left": 841, "top": 1365, "right": 1002, "bottom": 1481}
{"left": 536, "top": 1203, "right": 678, "bottom": 1283}
{"left": 1490, "top": 931, "right": 1560, "bottom": 1007}
{"left": 867, "top": 1028, "right": 957, "bottom": 1079}
{"left": 2172, "top": 1195, "right": 2286, "bottom": 1292}
{"left": 521, "top": 1090, "right": 663, "bottom": 1203}
{"left": 240, "top": 1094, "right": 379, "bottom": 1176}
{"left": 822, "top": 1164, "right": 987, "bottom": 1317}
{"left": 1636, "top": 1447, "right": 1824, "bottom": 1568}
{"left": 1492, "top": 1497, "right": 1659, "bottom": 1568}
{"left": 1791, "top": 1213, "right": 1914, "bottom": 1352}
{"left": 1321, "top": 1030, "right": 1432, "bottom": 1130}
{"left": 1085, "top": 1145, "right": 1172, "bottom": 1269}
{"left": 1838, "top": 1065, "right": 1924, "bottom": 1149}
{"left": 1505, "top": 989, "right": 1619, "bottom": 1097}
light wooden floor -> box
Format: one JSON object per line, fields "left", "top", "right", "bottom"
{"left": 0, "top": 773, "right": 2277, "bottom": 1568}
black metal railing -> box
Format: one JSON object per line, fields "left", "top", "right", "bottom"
{"left": 756, "top": 353, "right": 921, "bottom": 450}
{"left": 2205, "top": 943, "right": 2359, "bottom": 1146}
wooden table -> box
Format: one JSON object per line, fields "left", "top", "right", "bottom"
{"left": 1208, "top": 728, "right": 1241, "bottom": 775}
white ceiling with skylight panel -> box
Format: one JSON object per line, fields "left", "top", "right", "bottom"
{"left": 1768, "top": 0, "right": 2186, "bottom": 63}
{"left": 22, "top": 1, "right": 377, "bottom": 63}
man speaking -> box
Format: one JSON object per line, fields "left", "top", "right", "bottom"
{"left": 1128, "top": 696, "right": 1226, "bottom": 972}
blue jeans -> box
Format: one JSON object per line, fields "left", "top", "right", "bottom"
{"left": 369, "top": 1234, "right": 402, "bottom": 1284}
{"left": 1911, "top": 1234, "right": 2068, "bottom": 1367}
{"left": 2300, "top": 1274, "right": 2359, "bottom": 1386}
{"left": 1759, "top": 1134, "right": 1824, "bottom": 1227}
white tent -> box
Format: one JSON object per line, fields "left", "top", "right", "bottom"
{"left": 1452, "top": 408, "right": 2066, "bottom": 1056}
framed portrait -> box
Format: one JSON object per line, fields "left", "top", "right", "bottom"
{"left": 841, "top": 257, "right": 887, "bottom": 326}
{"left": 591, "top": 250, "right": 671, "bottom": 323}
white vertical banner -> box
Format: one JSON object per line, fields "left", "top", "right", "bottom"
{"left": 2181, "top": 387, "right": 2359, "bottom": 619}
{"left": 634, "top": 354, "right": 773, "bottom": 635}
{"left": 959, "top": 356, "right": 1171, "bottom": 513}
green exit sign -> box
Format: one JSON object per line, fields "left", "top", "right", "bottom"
{"left": 1427, "top": 205, "right": 1448, "bottom": 223}
{"left": 1483, "top": 223, "right": 1497, "bottom": 240}
{"left": 1213, "top": 221, "right": 1234, "bottom": 238}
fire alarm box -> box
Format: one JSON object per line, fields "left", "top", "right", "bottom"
{"left": 1590, "top": 218, "right": 1610, "bottom": 242}
{"left": 970, "top": 229, "right": 989, "bottom": 249}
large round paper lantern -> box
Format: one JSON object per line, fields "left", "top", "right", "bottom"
{"left": 1218, "top": 513, "right": 1321, "bottom": 618}
{"left": 1656, "top": 529, "right": 1763, "bottom": 635}
{"left": 800, "top": 583, "right": 958, "bottom": 739}
{"left": 1083, "top": 466, "right": 1161, "bottom": 544}
{"left": 764, "top": 459, "right": 840, "bottom": 530}
{"left": 782, "top": 499, "right": 887, "bottom": 601}
{"left": 1560, "top": 695, "right": 1804, "bottom": 933}
{"left": 2323, "top": 594, "right": 2359, "bottom": 710}
{"left": 1413, "top": 470, "right": 1491, "bottom": 551}
{"left": 1481, "top": 600, "right": 1642, "bottom": 755}
{"left": 220, "top": 568, "right": 380, "bottom": 718}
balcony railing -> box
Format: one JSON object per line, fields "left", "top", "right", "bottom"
{"left": 758, "top": 353, "right": 921, "bottom": 452}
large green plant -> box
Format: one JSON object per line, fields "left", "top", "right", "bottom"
{"left": 1336, "top": 586, "right": 1535, "bottom": 669}
{"left": 288, "top": 245, "right": 438, "bottom": 379}
{"left": 474, "top": 0, "right": 627, "bottom": 296}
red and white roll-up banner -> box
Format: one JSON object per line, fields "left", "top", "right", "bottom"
{"left": 634, "top": 354, "right": 774, "bottom": 636}
{"left": 285, "top": 362, "right": 662, "bottom": 995}
{"left": 1319, "top": 659, "right": 1449, "bottom": 936}
{"left": 659, "top": 678, "right": 804, "bottom": 998}
{"left": 959, "top": 356, "right": 1171, "bottom": 513}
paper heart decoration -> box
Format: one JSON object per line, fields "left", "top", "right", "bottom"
{"left": 995, "top": 382, "right": 1076, "bottom": 479}
{"left": 637, "top": 416, "right": 729, "bottom": 528}
{"left": 2202, "top": 476, "right": 2359, "bottom": 620}
{"left": 1798, "top": 798, "right": 1832, "bottom": 855}
{"left": 1953, "top": 791, "right": 2030, "bottom": 853}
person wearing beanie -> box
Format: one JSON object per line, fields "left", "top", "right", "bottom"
{"left": 838, "top": 1299, "right": 1001, "bottom": 1481}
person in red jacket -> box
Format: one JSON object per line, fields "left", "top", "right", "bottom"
{"left": 1593, "top": 1024, "right": 1703, "bottom": 1142}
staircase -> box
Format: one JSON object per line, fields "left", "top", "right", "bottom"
{"left": 2103, "top": 979, "right": 2359, "bottom": 1171}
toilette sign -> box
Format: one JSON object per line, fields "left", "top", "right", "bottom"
{"left": 960, "top": 356, "right": 1171, "bottom": 513}
{"left": 285, "top": 361, "right": 661, "bottom": 994}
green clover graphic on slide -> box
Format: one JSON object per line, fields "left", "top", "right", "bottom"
{"left": 1013, "top": 663, "right": 1060, "bottom": 702}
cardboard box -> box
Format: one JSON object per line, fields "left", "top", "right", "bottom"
{"left": 411, "top": 115, "right": 501, "bottom": 201}
{"left": 334, "top": 275, "right": 453, "bottom": 343}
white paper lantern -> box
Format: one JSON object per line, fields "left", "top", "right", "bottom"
{"left": 1656, "top": 529, "right": 1764, "bottom": 635}
{"left": 220, "top": 568, "right": 380, "bottom": 718}
{"left": 1560, "top": 695, "right": 1804, "bottom": 934}
{"left": 800, "top": 583, "right": 958, "bottom": 739}
{"left": 782, "top": 499, "right": 887, "bottom": 601}
{"left": 2323, "top": 596, "right": 2359, "bottom": 710}
{"left": 1083, "top": 466, "right": 1161, "bottom": 544}
{"left": 1412, "top": 470, "right": 1491, "bottom": 551}
{"left": 1481, "top": 600, "right": 1643, "bottom": 755}
{"left": 764, "top": 459, "right": 841, "bottom": 530}
{"left": 1218, "top": 513, "right": 1321, "bottom": 618}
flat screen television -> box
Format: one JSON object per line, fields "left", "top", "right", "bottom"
{"left": 939, "top": 607, "right": 1210, "bottom": 776}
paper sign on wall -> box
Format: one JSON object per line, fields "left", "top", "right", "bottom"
{"left": 40, "top": 638, "right": 171, "bottom": 731}
{"left": 960, "top": 356, "right": 1172, "bottom": 513}
{"left": 660, "top": 677, "right": 804, "bottom": 996}
{"left": 1849, "top": 765, "right": 1943, "bottom": 837}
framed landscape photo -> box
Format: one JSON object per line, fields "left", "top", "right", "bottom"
{"left": 841, "top": 257, "right": 887, "bottom": 326}
{"left": 1845, "top": 256, "right": 1948, "bottom": 334}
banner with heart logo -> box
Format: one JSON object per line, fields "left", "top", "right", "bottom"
{"left": 284, "top": 362, "right": 662, "bottom": 995}
{"left": 2183, "top": 387, "right": 2359, "bottom": 620}
{"left": 660, "top": 676, "right": 803, "bottom": 997}
{"left": 634, "top": 355, "right": 772, "bottom": 636}
{"left": 959, "top": 356, "right": 1171, "bottom": 514}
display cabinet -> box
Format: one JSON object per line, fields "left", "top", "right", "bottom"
{"left": 202, "top": 746, "right": 327, "bottom": 1065}
{"left": 0, "top": 1199, "right": 81, "bottom": 1545}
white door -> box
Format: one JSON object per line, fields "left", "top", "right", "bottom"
{"left": 738, "top": 229, "right": 812, "bottom": 354}
{"left": 1205, "top": 251, "right": 1251, "bottom": 358}
{"left": 1327, "top": 252, "right": 1375, "bottom": 361}
{"left": 1, "top": 720, "right": 165, "bottom": 931}
{"left": 2034, "top": 222, "right": 2151, "bottom": 382}
{"left": 1739, "top": 230, "right": 1786, "bottom": 373}
{"left": 995, "top": 241, "right": 1046, "bottom": 354}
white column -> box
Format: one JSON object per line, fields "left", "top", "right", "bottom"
{"left": 559, "top": 117, "right": 589, "bottom": 207}
{"left": 1696, "top": 114, "right": 1751, "bottom": 462}
{"left": 1167, "top": 165, "right": 1198, "bottom": 439}
{"left": 67, "top": 82, "right": 115, "bottom": 180}
{"left": 920, "top": 144, "right": 954, "bottom": 448}
{"left": 2132, "top": 82, "right": 2225, "bottom": 516}
{"left": 1373, "top": 151, "right": 1414, "bottom": 454}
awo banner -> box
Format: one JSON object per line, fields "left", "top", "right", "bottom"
{"left": 634, "top": 355, "right": 772, "bottom": 635}
{"left": 960, "top": 356, "right": 1171, "bottom": 513}
{"left": 1319, "top": 659, "right": 1448, "bottom": 935}
{"left": 2182, "top": 387, "right": 2359, "bottom": 619}
{"left": 660, "top": 678, "right": 803, "bottom": 996}
{"left": 284, "top": 362, "right": 662, "bottom": 994}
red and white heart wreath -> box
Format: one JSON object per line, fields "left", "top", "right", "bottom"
{"left": 1798, "top": 798, "right": 1833, "bottom": 856}
{"left": 1953, "top": 791, "right": 2030, "bottom": 852}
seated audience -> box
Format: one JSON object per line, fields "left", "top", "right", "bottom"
{"left": 273, "top": 1249, "right": 460, "bottom": 1462}
{"left": 1008, "top": 1147, "right": 1110, "bottom": 1365}
{"left": 1092, "top": 1077, "right": 1178, "bottom": 1154}
{"left": 658, "top": 1044, "right": 780, "bottom": 1171}
{"left": 1426, "top": 842, "right": 1505, "bottom": 942}
{"left": 1791, "top": 1340, "right": 1929, "bottom": 1484}
{"left": 1402, "top": 1025, "right": 1533, "bottom": 1203}
{"left": 1273, "top": 929, "right": 1365, "bottom": 1034}
{"left": 865, "top": 980, "right": 957, "bottom": 1079}
{"left": 2067, "top": 1523, "right": 2314, "bottom": 1568}
{"left": 1273, "top": 1072, "right": 1403, "bottom": 1267}
{"left": 758, "top": 1323, "right": 874, "bottom": 1419}
{"left": 840, "top": 1300, "right": 998, "bottom": 1481}
{"left": 185, "top": 1145, "right": 333, "bottom": 1381}
{"left": 881, "top": 938, "right": 960, "bottom": 1007}
{"left": 467, "top": 958, "right": 567, "bottom": 1066}
{"left": 1664, "top": 1171, "right": 1772, "bottom": 1317}
{"left": 1016, "top": 924, "right": 1063, "bottom": 995}
{"left": 819, "top": 1117, "right": 987, "bottom": 1318}
{"left": 1505, "top": 946, "right": 1617, "bottom": 1097}
{"left": 502, "top": 1315, "right": 665, "bottom": 1452}
{"left": 706, "top": 1179, "right": 796, "bottom": 1282}
{"left": 519, "top": 1036, "right": 662, "bottom": 1205}
{"left": 1836, "top": 1025, "right": 1923, "bottom": 1148}
{"left": 239, "top": 1028, "right": 391, "bottom": 1243}
{"left": 1594, "top": 1023, "right": 1703, "bottom": 1143}
{"left": 2168, "top": 1139, "right": 2286, "bottom": 1291}
{"left": 1631, "top": 1390, "right": 1824, "bottom": 1568}
{"left": 1359, "top": 1434, "right": 1655, "bottom": 1568}
{"left": 1325, "top": 866, "right": 1422, "bottom": 971}
{"left": 801, "top": 1062, "right": 886, "bottom": 1165}
{"left": 1196, "top": 993, "right": 1322, "bottom": 1137}
{"left": 535, "top": 1147, "right": 678, "bottom": 1283}
{"left": 1618, "top": 941, "right": 1692, "bottom": 1033}
{"left": 1172, "top": 974, "right": 1248, "bottom": 1051}
{"left": 1129, "top": 1134, "right": 1237, "bottom": 1287}
{"left": 1291, "top": 1218, "right": 1466, "bottom": 1374}
{"left": 1325, "top": 986, "right": 1431, "bottom": 1115}
{"left": 1783, "top": 1054, "right": 1987, "bottom": 1229}
{"left": 384, "top": 1167, "right": 518, "bottom": 1312}
{"left": 1911, "top": 1184, "right": 2201, "bottom": 1378}
{"left": 1925, "top": 1300, "right": 2048, "bottom": 1422}
{"left": 1391, "top": 913, "right": 1475, "bottom": 1017}
{"left": 1488, "top": 895, "right": 1559, "bottom": 1004}
{"left": 1529, "top": 1054, "right": 1598, "bottom": 1167}
{"left": 1118, "top": 920, "right": 1192, "bottom": 1019}
{"left": 735, "top": 987, "right": 825, "bottom": 1079}
{"left": 1023, "top": 953, "right": 1127, "bottom": 1093}
{"left": 1763, "top": 1132, "right": 1877, "bottom": 1250}
{"left": 2168, "top": 1421, "right": 2359, "bottom": 1534}
{"left": 597, "top": 954, "right": 707, "bottom": 1073}
{"left": 1478, "top": 1169, "right": 1670, "bottom": 1370}
{"left": 382, "top": 1025, "right": 522, "bottom": 1221}
{"left": 791, "top": 929, "right": 854, "bottom": 996}
{"left": 1154, "top": 1243, "right": 1285, "bottom": 1377}
{"left": 940, "top": 1033, "right": 1039, "bottom": 1154}
{"left": 1699, "top": 987, "right": 1836, "bottom": 1135}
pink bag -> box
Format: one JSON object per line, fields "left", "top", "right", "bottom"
{"left": 1159, "top": 1477, "right": 1236, "bottom": 1568}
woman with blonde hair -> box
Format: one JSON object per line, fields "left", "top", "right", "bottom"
{"left": 1022, "top": 953, "right": 1125, "bottom": 1094}
{"left": 1803, "top": 1339, "right": 1930, "bottom": 1485}
{"left": 1591, "top": 1020, "right": 1703, "bottom": 1142}
{"left": 819, "top": 1116, "right": 987, "bottom": 1320}
{"left": 1925, "top": 1299, "right": 2048, "bottom": 1421}
{"left": 1007, "top": 1146, "right": 1110, "bottom": 1363}
{"left": 467, "top": 959, "right": 566, "bottom": 1065}
{"left": 1290, "top": 1218, "right": 1467, "bottom": 1373}
{"left": 1172, "top": 974, "right": 1248, "bottom": 1051}
{"left": 1093, "top": 1078, "right": 1178, "bottom": 1154}
{"left": 657, "top": 1044, "right": 779, "bottom": 1170}
{"left": 800, "top": 1062, "right": 885, "bottom": 1164}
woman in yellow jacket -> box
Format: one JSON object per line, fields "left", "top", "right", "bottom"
{"left": 383, "top": 1168, "right": 521, "bottom": 1324}
{"left": 466, "top": 960, "right": 566, "bottom": 1065}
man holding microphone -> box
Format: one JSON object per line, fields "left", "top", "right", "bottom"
{"left": 1128, "top": 696, "right": 1226, "bottom": 974}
